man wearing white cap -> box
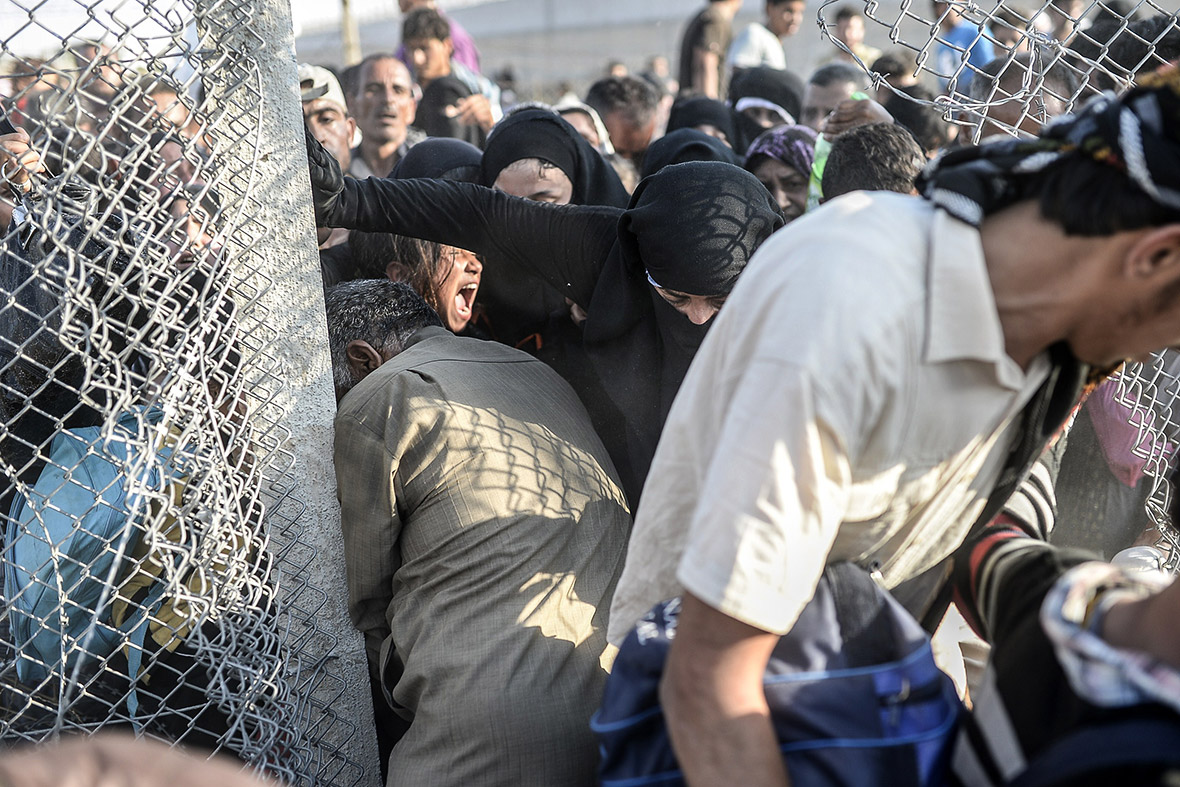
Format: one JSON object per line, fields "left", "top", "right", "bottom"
{"left": 299, "top": 63, "right": 356, "bottom": 173}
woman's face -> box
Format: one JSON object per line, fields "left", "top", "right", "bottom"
{"left": 434, "top": 246, "right": 482, "bottom": 332}
{"left": 559, "top": 110, "right": 601, "bottom": 148}
{"left": 493, "top": 158, "right": 575, "bottom": 204}
{"left": 652, "top": 286, "right": 727, "bottom": 325}
{"left": 741, "top": 105, "right": 789, "bottom": 131}
{"left": 752, "top": 156, "right": 810, "bottom": 222}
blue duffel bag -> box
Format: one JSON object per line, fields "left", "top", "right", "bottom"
{"left": 592, "top": 562, "right": 962, "bottom": 786}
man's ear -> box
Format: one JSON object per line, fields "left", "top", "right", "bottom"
{"left": 443, "top": 36, "right": 454, "bottom": 60}
{"left": 1125, "top": 224, "right": 1180, "bottom": 280}
{"left": 346, "top": 339, "right": 385, "bottom": 381}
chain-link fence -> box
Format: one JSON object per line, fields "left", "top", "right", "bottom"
{"left": 818, "top": 1, "right": 1180, "bottom": 140}
{"left": 0, "top": 0, "right": 373, "bottom": 783}
{"left": 1105, "top": 352, "right": 1180, "bottom": 570}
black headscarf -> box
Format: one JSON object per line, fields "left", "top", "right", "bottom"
{"left": 729, "top": 67, "right": 807, "bottom": 152}
{"left": 667, "top": 97, "right": 738, "bottom": 152}
{"left": 919, "top": 70, "right": 1180, "bottom": 227}
{"left": 480, "top": 108, "right": 629, "bottom": 208}
{"left": 729, "top": 67, "right": 805, "bottom": 121}
{"left": 392, "top": 137, "right": 483, "bottom": 182}
{"left": 641, "top": 128, "right": 741, "bottom": 179}
{"left": 583, "top": 161, "right": 784, "bottom": 494}
{"left": 413, "top": 75, "right": 486, "bottom": 149}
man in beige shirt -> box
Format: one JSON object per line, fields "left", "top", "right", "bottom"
{"left": 327, "top": 280, "right": 631, "bottom": 786}
{"left": 609, "top": 74, "right": 1180, "bottom": 785}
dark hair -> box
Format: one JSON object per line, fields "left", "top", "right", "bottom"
{"left": 585, "top": 76, "right": 659, "bottom": 126}
{"left": 339, "top": 62, "right": 361, "bottom": 101}
{"left": 969, "top": 50, "right": 1079, "bottom": 106}
{"left": 324, "top": 279, "right": 443, "bottom": 391}
{"left": 350, "top": 230, "right": 403, "bottom": 280}
{"left": 354, "top": 53, "right": 403, "bottom": 98}
{"left": 402, "top": 7, "right": 450, "bottom": 42}
{"left": 822, "top": 122, "right": 925, "bottom": 199}
{"left": 1020, "top": 154, "right": 1180, "bottom": 237}
{"left": 835, "top": 6, "right": 862, "bottom": 23}
{"left": 884, "top": 85, "right": 948, "bottom": 155}
{"left": 1062, "top": 20, "right": 1127, "bottom": 94}
{"left": 349, "top": 229, "right": 436, "bottom": 283}
{"left": 870, "top": 50, "right": 918, "bottom": 80}
{"left": 347, "top": 230, "right": 462, "bottom": 319}
{"left": 1091, "top": 0, "right": 1140, "bottom": 26}
{"left": 808, "top": 61, "right": 870, "bottom": 90}
{"left": 1104, "top": 15, "right": 1180, "bottom": 81}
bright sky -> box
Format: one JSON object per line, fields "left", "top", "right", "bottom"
{"left": 0, "top": 0, "right": 197, "bottom": 59}
{"left": 289, "top": 0, "right": 495, "bottom": 35}
{"left": 0, "top": 0, "right": 498, "bottom": 58}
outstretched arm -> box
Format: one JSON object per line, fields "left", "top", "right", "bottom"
{"left": 306, "top": 129, "right": 618, "bottom": 308}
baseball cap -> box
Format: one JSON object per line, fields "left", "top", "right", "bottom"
{"left": 298, "top": 63, "right": 348, "bottom": 113}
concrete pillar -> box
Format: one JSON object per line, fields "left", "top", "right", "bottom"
{"left": 193, "top": 0, "right": 380, "bottom": 782}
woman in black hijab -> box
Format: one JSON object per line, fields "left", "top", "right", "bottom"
{"left": 729, "top": 66, "right": 806, "bottom": 150}
{"left": 666, "top": 97, "right": 739, "bottom": 152}
{"left": 392, "top": 137, "right": 482, "bottom": 182}
{"left": 480, "top": 108, "right": 629, "bottom": 208}
{"left": 640, "top": 128, "right": 741, "bottom": 179}
{"left": 476, "top": 108, "right": 631, "bottom": 353}
{"left": 307, "top": 132, "right": 783, "bottom": 505}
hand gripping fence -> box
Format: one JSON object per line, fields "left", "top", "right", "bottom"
{"left": 0, "top": 0, "right": 374, "bottom": 783}
{"left": 818, "top": 1, "right": 1180, "bottom": 141}
{"left": 1101, "top": 352, "right": 1180, "bottom": 572}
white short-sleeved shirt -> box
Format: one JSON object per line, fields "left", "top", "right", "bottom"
{"left": 607, "top": 192, "right": 1051, "bottom": 644}
{"left": 727, "top": 22, "right": 788, "bottom": 71}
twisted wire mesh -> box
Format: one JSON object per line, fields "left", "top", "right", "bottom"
{"left": 1109, "top": 352, "right": 1180, "bottom": 571}
{"left": 0, "top": 1, "right": 364, "bottom": 783}
{"left": 818, "top": 1, "right": 1180, "bottom": 140}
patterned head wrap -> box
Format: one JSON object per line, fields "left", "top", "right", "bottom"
{"left": 919, "top": 67, "right": 1180, "bottom": 227}
{"left": 743, "top": 124, "right": 818, "bottom": 178}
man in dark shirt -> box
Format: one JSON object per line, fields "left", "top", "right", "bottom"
{"left": 328, "top": 280, "right": 631, "bottom": 786}
{"left": 678, "top": 0, "right": 745, "bottom": 100}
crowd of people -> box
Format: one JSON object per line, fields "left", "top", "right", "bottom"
{"left": 7, "top": 0, "right": 1180, "bottom": 784}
